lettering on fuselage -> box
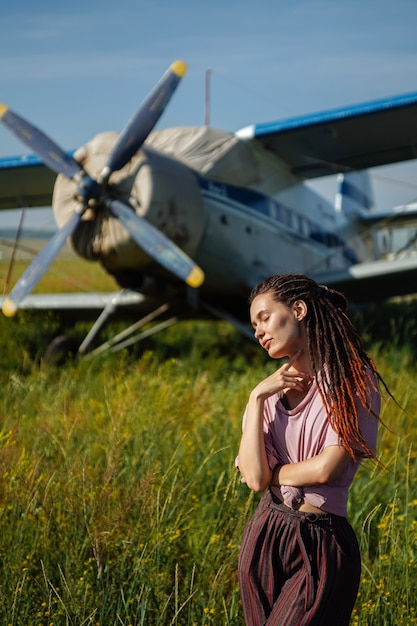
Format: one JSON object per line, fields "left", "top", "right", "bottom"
{"left": 198, "top": 176, "right": 358, "bottom": 265}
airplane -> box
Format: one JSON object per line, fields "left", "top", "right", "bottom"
{"left": 1, "top": 59, "right": 417, "bottom": 361}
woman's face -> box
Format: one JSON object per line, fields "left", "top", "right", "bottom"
{"left": 250, "top": 291, "right": 307, "bottom": 359}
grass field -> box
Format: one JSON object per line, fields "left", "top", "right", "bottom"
{"left": 1, "top": 252, "right": 116, "bottom": 296}
{"left": 0, "top": 258, "right": 416, "bottom": 624}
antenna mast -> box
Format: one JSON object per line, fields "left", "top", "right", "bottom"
{"left": 205, "top": 69, "right": 212, "bottom": 126}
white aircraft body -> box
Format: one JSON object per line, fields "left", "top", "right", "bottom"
{"left": 1, "top": 60, "right": 417, "bottom": 358}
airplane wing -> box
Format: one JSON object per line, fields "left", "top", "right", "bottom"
{"left": 313, "top": 255, "right": 417, "bottom": 302}
{"left": 2, "top": 90, "right": 417, "bottom": 210}
{"left": 0, "top": 154, "right": 56, "bottom": 209}
{"left": 0, "top": 290, "right": 147, "bottom": 315}
{"left": 357, "top": 204, "right": 417, "bottom": 228}
{"left": 0, "top": 288, "right": 189, "bottom": 357}
{"left": 236, "top": 91, "right": 417, "bottom": 179}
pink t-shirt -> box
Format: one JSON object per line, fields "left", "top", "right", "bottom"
{"left": 240, "top": 376, "right": 380, "bottom": 517}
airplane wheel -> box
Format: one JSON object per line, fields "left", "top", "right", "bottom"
{"left": 43, "top": 335, "right": 79, "bottom": 366}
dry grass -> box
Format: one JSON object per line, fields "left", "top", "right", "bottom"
{"left": 0, "top": 253, "right": 117, "bottom": 295}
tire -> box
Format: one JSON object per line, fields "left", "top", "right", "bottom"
{"left": 43, "top": 335, "right": 79, "bottom": 366}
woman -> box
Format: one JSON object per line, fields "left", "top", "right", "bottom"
{"left": 237, "top": 273, "right": 384, "bottom": 626}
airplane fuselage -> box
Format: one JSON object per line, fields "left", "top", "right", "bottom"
{"left": 194, "top": 175, "right": 359, "bottom": 299}
{"left": 50, "top": 129, "right": 366, "bottom": 307}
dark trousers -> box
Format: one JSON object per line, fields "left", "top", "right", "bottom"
{"left": 238, "top": 489, "right": 361, "bottom": 626}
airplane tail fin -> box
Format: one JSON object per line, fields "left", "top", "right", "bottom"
{"left": 335, "top": 171, "right": 375, "bottom": 217}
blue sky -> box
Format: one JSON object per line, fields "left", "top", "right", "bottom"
{"left": 1, "top": 0, "right": 417, "bottom": 227}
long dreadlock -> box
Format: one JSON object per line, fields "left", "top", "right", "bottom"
{"left": 249, "top": 273, "right": 389, "bottom": 460}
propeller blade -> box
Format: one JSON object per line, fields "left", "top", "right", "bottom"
{"left": 2, "top": 210, "right": 84, "bottom": 317}
{"left": 107, "top": 199, "right": 204, "bottom": 288}
{"left": 100, "top": 60, "right": 187, "bottom": 180}
{"left": 0, "top": 104, "right": 82, "bottom": 180}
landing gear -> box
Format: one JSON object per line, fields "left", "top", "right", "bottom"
{"left": 43, "top": 334, "right": 79, "bottom": 366}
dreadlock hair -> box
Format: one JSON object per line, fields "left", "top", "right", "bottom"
{"left": 249, "top": 273, "right": 387, "bottom": 461}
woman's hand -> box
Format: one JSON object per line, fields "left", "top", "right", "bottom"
{"left": 250, "top": 350, "right": 311, "bottom": 403}
{"left": 238, "top": 351, "right": 310, "bottom": 492}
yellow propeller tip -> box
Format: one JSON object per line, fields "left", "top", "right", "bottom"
{"left": 171, "top": 60, "right": 187, "bottom": 78}
{"left": 0, "top": 104, "right": 8, "bottom": 119}
{"left": 2, "top": 298, "right": 17, "bottom": 317}
{"left": 186, "top": 266, "right": 205, "bottom": 288}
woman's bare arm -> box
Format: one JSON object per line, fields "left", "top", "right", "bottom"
{"left": 271, "top": 445, "right": 353, "bottom": 487}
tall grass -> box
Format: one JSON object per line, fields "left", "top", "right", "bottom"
{"left": 0, "top": 259, "right": 416, "bottom": 623}
{"left": 0, "top": 330, "right": 260, "bottom": 625}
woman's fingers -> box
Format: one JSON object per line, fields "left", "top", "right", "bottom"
{"left": 253, "top": 349, "right": 313, "bottom": 399}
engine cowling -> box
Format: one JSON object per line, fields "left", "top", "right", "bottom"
{"left": 52, "top": 131, "right": 207, "bottom": 286}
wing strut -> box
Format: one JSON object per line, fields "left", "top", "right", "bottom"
{"left": 79, "top": 299, "right": 177, "bottom": 357}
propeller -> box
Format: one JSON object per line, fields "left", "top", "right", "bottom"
{"left": 0, "top": 60, "right": 204, "bottom": 317}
